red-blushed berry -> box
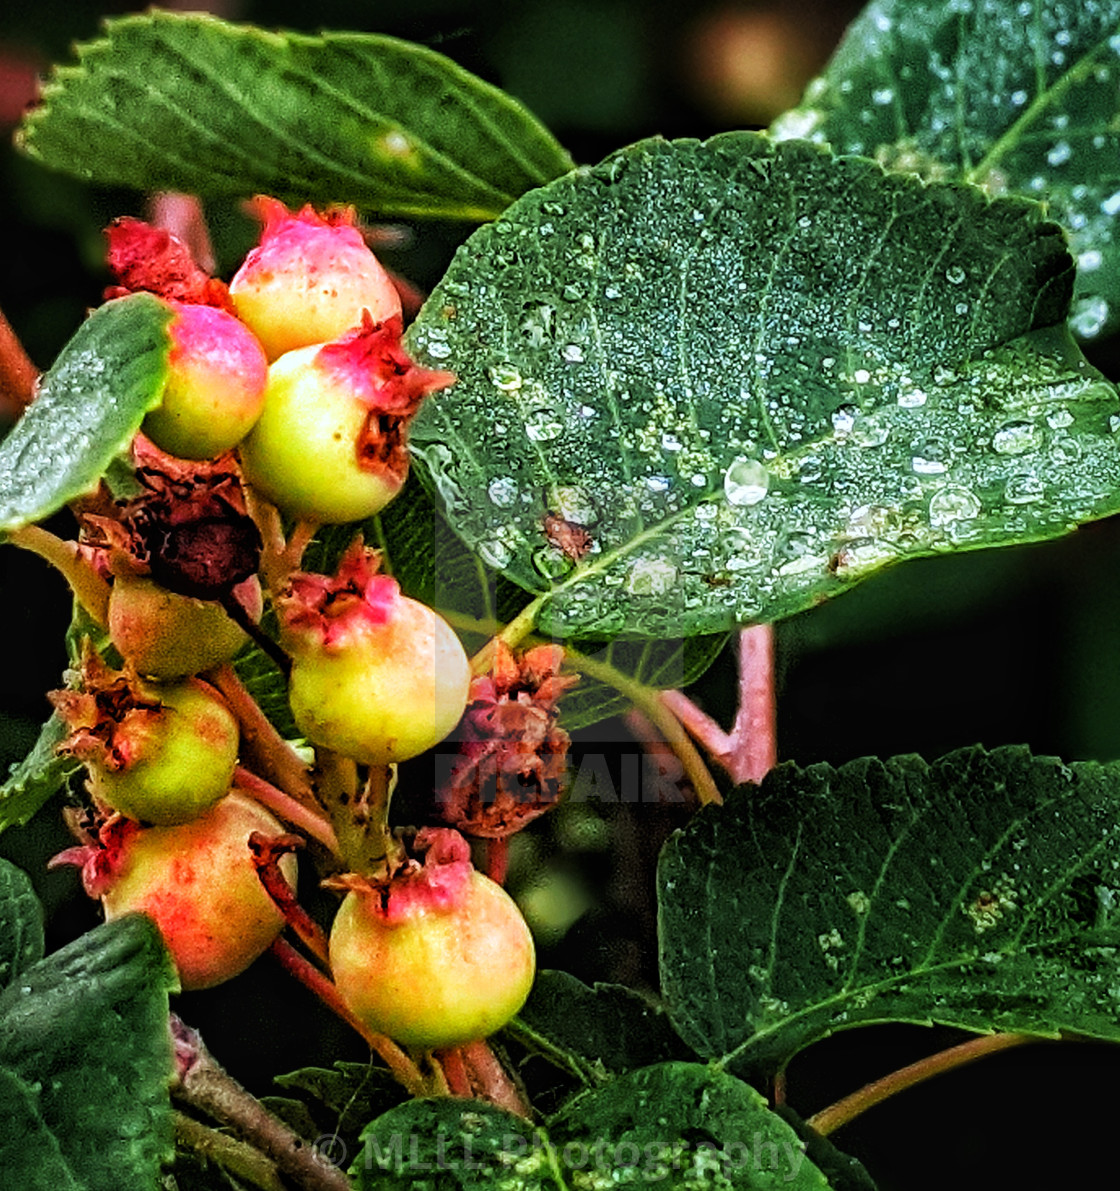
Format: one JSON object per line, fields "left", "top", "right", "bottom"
{"left": 229, "top": 197, "right": 401, "bottom": 359}
{"left": 107, "top": 571, "right": 262, "bottom": 680}
{"left": 54, "top": 794, "right": 297, "bottom": 991}
{"left": 51, "top": 653, "right": 239, "bottom": 825}
{"left": 238, "top": 314, "right": 454, "bottom": 524}
{"left": 142, "top": 301, "right": 268, "bottom": 461}
{"left": 328, "top": 829, "right": 535, "bottom": 1047}
{"left": 279, "top": 539, "right": 471, "bottom": 764}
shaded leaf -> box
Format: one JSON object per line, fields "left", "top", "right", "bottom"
{"left": 0, "top": 1066, "right": 82, "bottom": 1191}
{"left": 408, "top": 132, "right": 1120, "bottom": 637}
{"left": 772, "top": 1107, "right": 879, "bottom": 1191}
{"left": 547, "top": 1062, "right": 831, "bottom": 1189}
{"left": 772, "top": 0, "right": 1120, "bottom": 341}
{"left": 273, "top": 1059, "right": 406, "bottom": 1139}
{"left": 0, "top": 293, "right": 171, "bottom": 533}
{"left": 0, "top": 713, "right": 80, "bottom": 836}
{"left": 19, "top": 11, "right": 574, "bottom": 222}
{"left": 511, "top": 970, "right": 693, "bottom": 1083}
{"left": 0, "top": 914, "right": 177, "bottom": 1191}
{"left": 0, "top": 859, "right": 43, "bottom": 992}
{"left": 659, "top": 745, "right": 1120, "bottom": 1079}
{"left": 352, "top": 1097, "right": 563, "bottom": 1190}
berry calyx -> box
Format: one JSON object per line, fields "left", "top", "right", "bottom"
{"left": 143, "top": 302, "right": 268, "bottom": 461}
{"left": 52, "top": 657, "right": 239, "bottom": 825}
{"left": 57, "top": 794, "right": 297, "bottom": 990}
{"left": 229, "top": 197, "right": 401, "bottom": 359}
{"left": 238, "top": 315, "right": 454, "bottom": 524}
{"left": 104, "top": 216, "right": 232, "bottom": 310}
{"left": 279, "top": 540, "right": 470, "bottom": 765}
{"left": 329, "top": 829, "right": 535, "bottom": 1047}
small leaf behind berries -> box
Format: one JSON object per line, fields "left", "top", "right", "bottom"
{"left": 0, "top": 860, "right": 43, "bottom": 992}
{"left": 660, "top": 745, "right": 1120, "bottom": 1080}
{"left": 0, "top": 293, "right": 172, "bottom": 534}
{"left": 0, "top": 914, "right": 177, "bottom": 1191}
{"left": 408, "top": 132, "right": 1120, "bottom": 637}
{"left": 771, "top": 0, "right": 1120, "bottom": 343}
{"left": 0, "top": 714, "right": 80, "bottom": 836}
{"left": 352, "top": 1098, "right": 564, "bottom": 1190}
{"left": 18, "top": 11, "right": 575, "bottom": 222}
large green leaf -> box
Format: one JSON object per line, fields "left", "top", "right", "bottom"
{"left": 771, "top": 0, "right": 1120, "bottom": 342}
{"left": 407, "top": 132, "right": 1120, "bottom": 638}
{"left": 0, "top": 713, "right": 80, "bottom": 836}
{"left": 547, "top": 1062, "right": 831, "bottom": 1189}
{"left": 18, "top": 11, "right": 574, "bottom": 222}
{"left": 659, "top": 745, "right": 1120, "bottom": 1079}
{"left": 0, "top": 293, "right": 171, "bottom": 533}
{"left": 0, "top": 859, "right": 43, "bottom": 992}
{"left": 0, "top": 914, "right": 177, "bottom": 1191}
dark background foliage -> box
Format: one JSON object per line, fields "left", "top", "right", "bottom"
{"left": 1, "top": 2, "right": 1117, "bottom": 1187}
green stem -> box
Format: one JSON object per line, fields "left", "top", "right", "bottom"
{"left": 564, "top": 644, "right": 722, "bottom": 806}
{"left": 7, "top": 524, "right": 111, "bottom": 626}
{"left": 807, "top": 1032, "right": 1040, "bottom": 1137}
{"left": 314, "top": 750, "right": 400, "bottom": 876}
{"left": 173, "top": 1111, "right": 286, "bottom": 1191}
{"left": 470, "top": 593, "right": 549, "bottom": 676}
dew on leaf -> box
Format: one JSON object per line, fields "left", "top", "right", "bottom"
{"left": 929, "top": 485, "right": 981, "bottom": 527}
{"left": 1046, "top": 407, "right": 1074, "bottom": 430}
{"left": 831, "top": 404, "right": 857, "bottom": 435}
{"left": 487, "top": 476, "right": 518, "bottom": 507}
{"left": 1079, "top": 249, "right": 1103, "bottom": 272}
{"left": 946, "top": 265, "right": 966, "bottom": 285}
{"left": 897, "top": 386, "right": 928, "bottom": 409}
{"left": 1047, "top": 141, "right": 1072, "bottom": 167}
{"left": 1049, "top": 436, "right": 1083, "bottom": 465}
{"left": 487, "top": 362, "right": 523, "bottom": 391}
{"left": 851, "top": 411, "right": 890, "bottom": 446}
{"left": 561, "top": 343, "right": 585, "bottom": 363}
{"left": 1070, "top": 295, "right": 1110, "bottom": 338}
{"left": 625, "top": 557, "right": 679, "bottom": 596}
{"left": 1005, "top": 473, "right": 1045, "bottom": 504}
{"left": 524, "top": 407, "right": 564, "bottom": 442}
{"left": 723, "top": 458, "right": 769, "bottom": 506}
{"left": 992, "top": 419, "right": 1042, "bottom": 455}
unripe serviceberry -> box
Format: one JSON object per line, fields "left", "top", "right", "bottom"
{"left": 229, "top": 197, "right": 401, "bottom": 359}
{"left": 143, "top": 302, "right": 268, "bottom": 460}
{"left": 279, "top": 540, "right": 470, "bottom": 764}
{"left": 329, "top": 829, "right": 535, "bottom": 1047}
{"left": 239, "top": 315, "right": 453, "bottom": 524}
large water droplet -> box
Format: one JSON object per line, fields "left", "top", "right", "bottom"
{"left": 929, "top": 485, "right": 982, "bottom": 527}
{"left": 552, "top": 485, "right": 596, "bottom": 524}
{"left": 831, "top": 404, "right": 857, "bottom": 435}
{"left": 478, "top": 537, "right": 514, "bottom": 568}
{"left": 723, "top": 458, "right": 770, "bottom": 506}
{"left": 487, "top": 476, "right": 518, "bottom": 507}
{"left": 524, "top": 407, "right": 565, "bottom": 442}
{"left": 1047, "top": 140, "right": 1072, "bottom": 166}
{"left": 1046, "top": 407, "right": 1074, "bottom": 430}
{"left": 488, "top": 362, "right": 522, "bottom": 392}
{"left": 1070, "top": 295, "right": 1110, "bottom": 338}
{"left": 1049, "top": 436, "right": 1082, "bottom": 464}
{"left": 911, "top": 441, "right": 950, "bottom": 475}
{"left": 946, "top": 264, "right": 966, "bottom": 285}
{"left": 897, "top": 386, "right": 927, "bottom": 409}
{"left": 561, "top": 343, "right": 585, "bottom": 363}
{"left": 1005, "top": 473, "right": 1045, "bottom": 504}
{"left": 625, "top": 558, "right": 679, "bottom": 596}
{"left": 992, "top": 419, "right": 1042, "bottom": 455}
{"left": 851, "top": 411, "right": 890, "bottom": 446}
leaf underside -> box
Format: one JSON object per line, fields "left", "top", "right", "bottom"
{"left": 659, "top": 744, "right": 1120, "bottom": 1079}
{"left": 0, "top": 714, "right": 80, "bottom": 836}
{"left": 772, "top": 0, "right": 1120, "bottom": 342}
{"left": 409, "top": 131, "right": 1120, "bottom": 638}
{"left": 18, "top": 11, "right": 574, "bottom": 221}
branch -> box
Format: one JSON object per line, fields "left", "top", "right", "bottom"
{"left": 248, "top": 830, "right": 331, "bottom": 967}
{"left": 173, "top": 1111, "right": 286, "bottom": 1191}
{"left": 806, "top": 1032, "right": 1040, "bottom": 1137}
{"left": 236, "top": 765, "right": 339, "bottom": 855}
{"left": 6, "top": 524, "right": 111, "bottom": 626}
{"left": 0, "top": 304, "right": 38, "bottom": 420}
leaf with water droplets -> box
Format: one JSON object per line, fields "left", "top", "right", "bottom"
{"left": 0, "top": 860, "right": 42, "bottom": 993}
{"left": 660, "top": 745, "right": 1120, "bottom": 1079}
{"left": 409, "top": 132, "right": 1120, "bottom": 637}
{"left": 0, "top": 293, "right": 171, "bottom": 534}
{"left": 0, "top": 714, "right": 79, "bottom": 836}
{"left": 771, "top": 0, "right": 1120, "bottom": 342}
{"left": 18, "top": 10, "right": 574, "bottom": 222}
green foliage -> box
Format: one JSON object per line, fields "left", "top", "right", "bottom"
{"left": 0, "top": 714, "right": 79, "bottom": 836}
{"left": 0, "top": 293, "right": 171, "bottom": 533}
{"left": 659, "top": 745, "right": 1120, "bottom": 1078}
{"left": 408, "top": 131, "right": 1120, "bottom": 638}
{"left": 18, "top": 10, "right": 574, "bottom": 222}
{"left": 772, "top": 0, "right": 1120, "bottom": 342}
{"left": 0, "top": 858, "right": 43, "bottom": 991}
{"left": 0, "top": 913, "right": 177, "bottom": 1191}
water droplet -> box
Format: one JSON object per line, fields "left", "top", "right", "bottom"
{"left": 661, "top": 432, "right": 683, "bottom": 452}
{"left": 1079, "top": 249, "right": 1103, "bottom": 272}
{"left": 911, "top": 442, "right": 950, "bottom": 475}
{"left": 646, "top": 475, "right": 671, "bottom": 494}
{"left": 1011, "top": 89, "right": 1028, "bottom": 106}
{"left": 425, "top": 339, "right": 452, "bottom": 360}
{"left": 1111, "top": 414, "right": 1120, "bottom": 433}
{"left": 897, "top": 386, "right": 928, "bottom": 409}
{"left": 872, "top": 87, "right": 894, "bottom": 105}
{"left": 853, "top": 368, "right": 871, "bottom": 384}
{"left": 798, "top": 214, "right": 813, "bottom": 229}
{"left": 1070, "top": 295, "right": 1110, "bottom": 338}
{"left": 604, "top": 285, "right": 621, "bottom": 299}
{"left": 524, "top": 407, "right": 564, "bottom": 442}
{"left": 552, "top": 485, "right": 596, "bottom": 524}
{"left": 625, "top": 558, "right": 679, "bottom": 596}
{"left": 929, "top": 484, "right": 981, "bottom": 526}
{"left": 955, "top": 301, "right": 970, "bottom": 315}
{"left": 1047, "top": 140, "right": 1072, "bottom": 166}
{"left": 487, "top": 476, "right": 518, "bottom": 507}
{"left": 992, "top": 419, "right": 1042, "bottom": 455}
{"left": 1005, "top": 473, "right": 1045, "bottom": 504}
{"left": 1046, "top": 407, "right": 1074, "bottom": 430}
{"left": 561, "top": 283, "right": 585, "bottom": 301}
{"left": 724, "top": 458, "right": 770, "bottom": 506}
{"left": 851, "top": 411, "right": 890, "bottom": 446}
{"left": 946, "top": 264, "right": 966, "bottom": 285}
{"left": 831, "top": 403, "right": 857, "bottom": 435}
{"left": 487, "top": 362, "right": 522, "bottom": 391}
{"left": 1049, "top": 436, "right": 1082, "bottom": 464}
{"left": 798, "top": 454, "right": 824, "bottom": 482}
{"left": 561, "top": 343, "right": 585, "bottom": 363}
{"left": 479, "top": 537, "right": 514, "bottom": 568}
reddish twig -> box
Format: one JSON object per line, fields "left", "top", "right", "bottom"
{"left": 434, "top": 1046, "right": 473, "bottom": 1097}
{"left": 484, "top": 838, "right": 510, "bottom": 886}
{"left": 661, "top": 623, "right": 777, "bottom": 786}
{"left": 459, "top": 1039, "right": 531, "bottom": 1119}
{"left": 0, "top": 304, "right": 38, "bottom": 420}
{"left": 248, "top": 831, "right": 331, "bottom": 967}
{"left": 236, "top": 765, "right": 339, "bottom": 855}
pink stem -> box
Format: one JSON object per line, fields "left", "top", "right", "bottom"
{"left": 0, "top": 304, "right": 37, "bottom": 419}
{"left": 485, "top": 838, "right": 510, "bottom": 886}
{"left": 460, "top": 1040, "right": 530, "bottom": 1119}
{"left": 235, "top": 765, "right": 338, "bottom": 855}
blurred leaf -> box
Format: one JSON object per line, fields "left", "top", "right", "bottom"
{"left": 273, "top": 1060, "right": 406, "bottom": 1139}
{"left": 0, "top": 713, "right": 79, "bottom": 836}
{"left": 772, "top": 0, "right": 1120, "bottom": 342}
{"left": 0, "top": 293, "right": 171, "bottom": 533}
{"left": 0, "top": 914, "right": 177, "bottom": 1191}
{"left": 19, "top": 11, "right": 574, "bottom": 222}
{"left": 408, "top": 132, "right": 1120, "bottom": 638}
{"left": 660, "top": 745, "right": 1120, "bottom": 1078}
{"left": 0, "top": 859, "right": 43, "bottom": 992}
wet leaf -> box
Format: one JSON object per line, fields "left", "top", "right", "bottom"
{"left": 0, "top": 714, "right": 80, "bottom": 836}
{"left": 0, "top": 860, "right": 43, "bottom": 992}
{"left": 19, "top": 11, "right": 574, "bottom": 222}
{"left": 660, "top": 745, "right": 1120, "bottom": 1078}
{"left": 408, "top": 132, "right": 1119, "bottom": 637}
{"left": 771, "top": 0, "right": 1120, "bottom": 342}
